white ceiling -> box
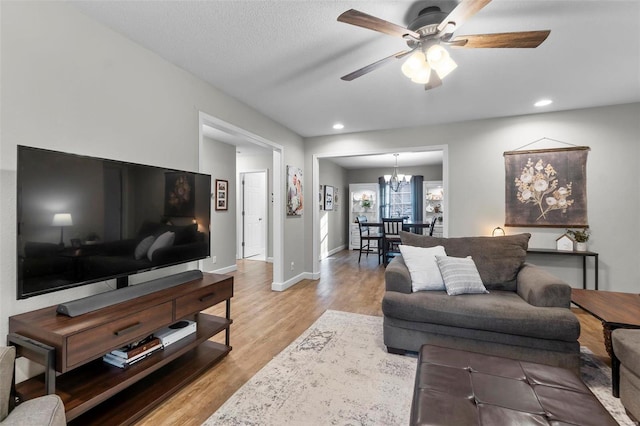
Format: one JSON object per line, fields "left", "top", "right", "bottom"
{"left": 72, "top": 1, "right": 640, "bottom": 140}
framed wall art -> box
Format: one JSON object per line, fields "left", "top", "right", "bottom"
{"left": 324, "top": 185, "right": 334, "bottom": 211}
{"left": 504, "top": 146, "right": 589, "bottom": 227}
{"left": 287, "top": 165, "right": 303, "bottom": 216}
{"left": 215, "top": 179, "right": 228, "bottom": 211}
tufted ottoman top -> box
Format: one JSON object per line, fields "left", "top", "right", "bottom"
{"left": 411, "top": 344, "right": 617, "bottom": 426}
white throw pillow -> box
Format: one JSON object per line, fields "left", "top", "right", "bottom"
{"left": 147, "top": 231, "right": 175, "bottom": 261}
{"left": 399, "top": 244, "right": 447, "bottom": 292}
{"left": 435, "top": 255, "right": 489, "bottom": 296}
{"left": 134, "top": 235, "right": 155, "bottom": 260}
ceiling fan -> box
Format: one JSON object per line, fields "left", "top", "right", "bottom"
{"left": 337, "top": 0, "right": 550, "bottom": 90}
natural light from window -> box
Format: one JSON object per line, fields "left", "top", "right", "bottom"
{"left": 383, "top": 181, "right": 413, "bottom": 220}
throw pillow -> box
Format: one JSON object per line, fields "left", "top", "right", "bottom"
{"left": 398, "top": 244, "right": 447, "bottom": 292}
{"left": 147, "top": 231, "right": 175, "bottom": 261}
{"left": 435, "top": 256, "right": 489, "bottom": 296}
{"left": 399, "top": 231, "right": 531, "bottom": 290}
{"left": 134, "top": 236, "right": 156, "bottom": 260}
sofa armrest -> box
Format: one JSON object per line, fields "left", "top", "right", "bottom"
{"left": 3, "top": 395, "right": 66, "bottom": 426}
{"left": 517, "top": 263, "right": 572, "bottom": 308}
{"left": 384, "top": 256, "right": 412, "bottom": 294}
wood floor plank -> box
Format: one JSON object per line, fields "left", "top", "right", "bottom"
{"left": 133, "top": 250, "right": 608, "bottom": 425}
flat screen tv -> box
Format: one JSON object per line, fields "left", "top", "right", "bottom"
{"left": 17, "top": 146, "right": 211, "bottom": 299}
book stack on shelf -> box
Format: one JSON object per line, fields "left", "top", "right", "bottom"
{"left": 103, "top": 335, "right": 163, "bottom": 369}
{"left": 102, "top": 320, "right": 197, "bottom": 369}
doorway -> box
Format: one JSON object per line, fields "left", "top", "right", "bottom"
{"left": 198, "top": 111, "right": 284, "bottom": 288}
{"left": 240, "top": 171, "right": 267, "bottom": 260}
{"left": 311, "top": 146, "right": 449, "bottom": 277}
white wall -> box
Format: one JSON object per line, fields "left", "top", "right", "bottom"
{"left": 305, "top": 103, "right": 640, "bottom": 292}
{"left": 346, "top": 164, "right": 443, "bottom": 184}
{"left": 0, "top": 1, "right": 304, "bottom": 342}
{"left": 318, "top": 159, "right": 348, "bottom": 258}
{"left": 201, "top": 137, "right": 236, "bottom": 272}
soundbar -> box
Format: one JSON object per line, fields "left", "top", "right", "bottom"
{"left": 56, "top": 270, "right": 204, "bottom": 317}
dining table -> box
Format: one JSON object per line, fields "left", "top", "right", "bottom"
{"left": 363, "top": 220, "right": 434, "bottom": 265}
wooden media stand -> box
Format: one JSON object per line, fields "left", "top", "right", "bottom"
{"left": 8, "top": 272, "right": 233, "bottom": 425}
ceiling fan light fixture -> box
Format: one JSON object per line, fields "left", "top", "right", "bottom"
{"left": 427, "top": 44, "right": 457, "bottom": 79}
{"left": 433, "top": 55, "right": 457, "bottom": 79}
{"left": 401, "top": 51, "right": 426, "bottom": 79}
{"left": 410, "top": 64, "right": 432, "bottom": 84}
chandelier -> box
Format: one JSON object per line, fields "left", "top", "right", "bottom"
{"left": 384, "top": 154, "right": 412, "bottom": 192}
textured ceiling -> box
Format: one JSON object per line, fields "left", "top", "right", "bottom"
{"left": 72, "top": 1, "right": 640, "bottom": 138}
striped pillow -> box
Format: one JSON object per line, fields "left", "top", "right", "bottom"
{"left": 435, "top": 256, "right": 489, "bottom": 296}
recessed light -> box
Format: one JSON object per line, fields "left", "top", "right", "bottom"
{"left": 332, "top": 123, "right": 344, "bottom": 130}
{"left": 534, "top": 99, "right": 553, "bottom": 107}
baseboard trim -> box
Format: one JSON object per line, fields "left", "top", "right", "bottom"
{"left": 208, "top": 264, "right": 238, "bottom": 275}
{"left": 272, "top": 271, "right": 315, "bottom": 292}
{"left": 322, "top": 245, "right": 346, "bottom": 259}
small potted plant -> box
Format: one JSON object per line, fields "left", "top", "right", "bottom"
{"left": 566, "top": 228, "right": 590, "bottom": 251}
{"left": 360, "top": 195, "right": 372, "bottom": 211}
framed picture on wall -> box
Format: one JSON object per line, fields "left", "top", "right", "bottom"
{"left": 324, "top": 185, "right": 334, "bottom": 211}
{"left": 287, "top": 165, "right": 303, "bottom": 216}
{"left": 215, "top": 179, "right": 228, "bottom": 211}
{"left": 504, "top": 146, "right": 589, "bottom": 227}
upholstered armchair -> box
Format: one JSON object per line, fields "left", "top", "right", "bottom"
{"left": 0, "top": 346, "right": 65, "bottom": 425}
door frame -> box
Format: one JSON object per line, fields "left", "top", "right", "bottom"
{"left": 198, "top": 111, "right": 284, "bottom": 287}
{"left": 238, "top": 169, "right": 268, "bottom": 261}
{"left": 312, "top": 145, "right": 449, "bottom": 278}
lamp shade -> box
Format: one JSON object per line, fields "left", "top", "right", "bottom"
{"left": 426, "top": 45, "right": 458, "bottom": 79}
{"left": 401, "top": 51, "right": 426, "bottom": 79}
{"left": 52, "top": 213, "right": 73, "bottom": 227}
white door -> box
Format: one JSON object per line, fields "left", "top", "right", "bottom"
{"left": 242, "top": 171, "right": 266, "bottom": 259}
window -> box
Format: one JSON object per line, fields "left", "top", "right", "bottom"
{"left": 383, "top": 181, "right": 413, "bottom": 220}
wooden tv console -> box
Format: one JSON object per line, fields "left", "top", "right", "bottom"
{"left": 8, "top": 272, "right": 233, "bottom": 425}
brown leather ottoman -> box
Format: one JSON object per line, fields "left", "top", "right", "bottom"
{"left": 411, "top": 344, "right": 617, "bottom": 426}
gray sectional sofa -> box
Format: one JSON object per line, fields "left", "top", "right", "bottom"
{"left": 1, "top": 346, "right": 65, "bottom": 425}
{"left": 383, "top": 232, "right": 581, "bottom": 372}
{"left": 612, "top": 329, "right": 640, "bottom": 421}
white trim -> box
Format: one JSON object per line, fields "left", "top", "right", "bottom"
{"left": 271, "top": 271, "right": 313, "bottom": 292}
{"left": 271, "top": 149, "right": 284, "bottom": 288}
{"left": 206, "top": 264, "right": 238, "bottom": 275}
{"left": 312, "top": 145, "right": 449, "bottom": 277}
{"left": 198, "top": 111, "right": 284, "bottom": 286}
{"left": 325, "top": 244, "right": 346, "bottom": 258}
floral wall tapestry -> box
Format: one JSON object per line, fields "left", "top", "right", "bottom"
{"left": 287, "top": 165, "right": 303, "bottom": 216}
{"left": 504, "top": 147, "right": 589, "bottom": 227}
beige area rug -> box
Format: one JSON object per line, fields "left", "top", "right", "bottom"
{"left": 204, "top": 310, "right": 634, "bottom": 426}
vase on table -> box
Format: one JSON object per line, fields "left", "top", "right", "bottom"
{"left": 575, "top": 242, "right": 587, "bottom": 252}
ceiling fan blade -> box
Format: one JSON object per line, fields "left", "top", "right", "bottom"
{"left": 341, "top": 50, "right": 412, "bottom": 81}
{"left": 425, "top": 72, "right": 442, "bottom": 91}
{"left": 338, "top": 9, "right": 421, "bottom": 40}
{"left": 451, "top": 30, "right": 551, "bottom": 48}
{"left": 437, "top": 0, "right": 492, "bottom": 33}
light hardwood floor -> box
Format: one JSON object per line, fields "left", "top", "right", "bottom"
{"left": 137, "top": 249, "right": 609, "bottom": 425}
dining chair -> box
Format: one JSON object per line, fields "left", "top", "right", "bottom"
{"left": 357, "top": 216, "right": 383, "bottom": 264}
{"left": 429, "top": 215, "right": 438, "bottom": 236}
{"left": 382, "top": 217, "right": 404, "bottom": 266}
